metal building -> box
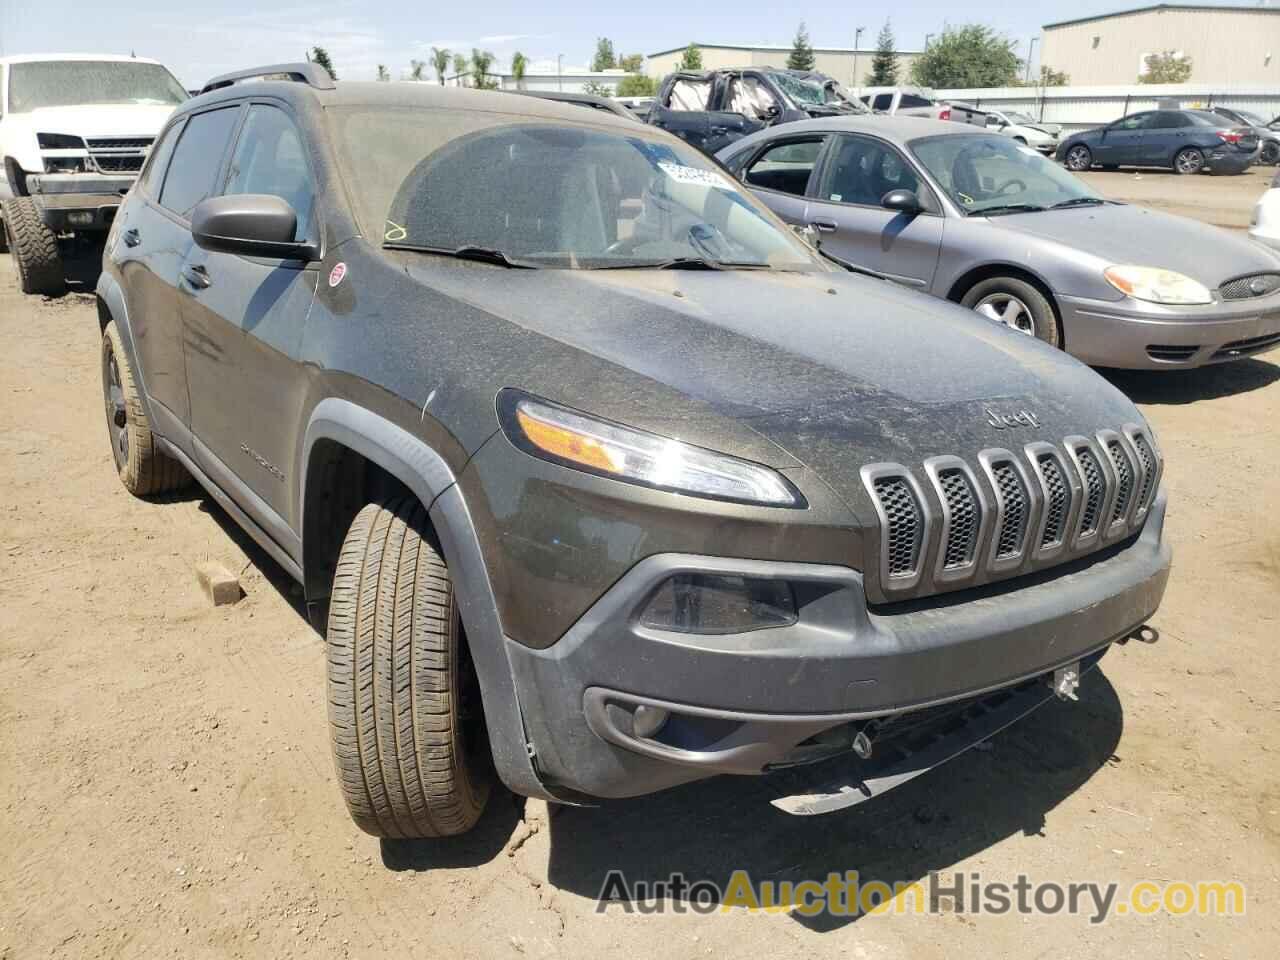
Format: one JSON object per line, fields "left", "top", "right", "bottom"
{"left": 644, "top": 42, "right": 922, "bottom": 88}
{"left": 1041, "top": 4, "right": 1280, "bottom": 86}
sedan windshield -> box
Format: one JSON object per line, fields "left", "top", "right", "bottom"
{"left": 8, "top": 61, "right": 187, "bottom": 111}
{"left": 910, "top": 134, "right": 1102, "bottom": 215}
{"left": 331, "top": 107, "right": 819, "bottom": 270}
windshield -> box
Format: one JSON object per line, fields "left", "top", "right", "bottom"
{"left": 911, "top": 134, "right": 1102, "bottom": 215}
{"left": 1006, "top": 111, "right": 1038, "bottom": 125}
{"left": 331, "top": 107, "right": 820, "bottom": 270}
{"left": 771, "top": 73, "right": 827, "bottom": 107}
{"left": 7, "top": 60, "right": 187, "bottom": 111}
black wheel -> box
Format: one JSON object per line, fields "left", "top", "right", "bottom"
{"left": 327, "top": 498, "right": 492, "bottom": 839}
{"left": 101, "top": 320, "right": 191, "bottom": 495}
{"left": 962, "top": 277, "right": 1061, "bottom": 349}
{"left": 1262, "top": 141, "right": 1280, "bottom": 166}
{"left": 1, "top": 197, "right": 64, "bottom": 295}
{"left": 1064, "top": 144, "right": 1093, "bottom": 172}
{"left": 1173, "top": 147, "right": 1204, "bottom": 175}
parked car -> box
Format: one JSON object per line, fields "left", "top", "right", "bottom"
{"left": 983, "top": 108, "right": 1061, "bottom": 155}
{"left": 0, "top": 53, "right": 186, "bottom": 294}
{"left": 1208, "top": 105, "right": 1280, "bottom": 165}
{"left": 858, "top": 86, "right": 987, "bottom": 125}
{"left": 720, "top": 116, "right": 1280, "bottom": 368}
{"left": 1250, "top": 169, "right": 1280, "bottom": 251}
{"left": 648, "top": 67, "right": 866, "bottom": 155}
{"left": 1057, "top": 109, "right": 1259, "bottom": 175}
{"left": 518, "top": 89, "right": 639, "bottom": 120}
{"left": 99, "top": 65, "right": 1171, "bottom": 835}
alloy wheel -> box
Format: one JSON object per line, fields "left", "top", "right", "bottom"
{"left": 104, "top": 348, "right": 129, "bottom": 469}
{"left": 974, "top": 293, "right": 1036, "bottom": 336}
{"left": 1175, "top": 149, "right": 1204, "bottom": 174}
{"left": 1066, "top": 146, "right": 1091, "bottom": 171}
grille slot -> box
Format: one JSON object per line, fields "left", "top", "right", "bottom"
{"left": 85, "top": 137, "right": 154, "bottom": 150}
{"left": 1038, "top": 455, "right": 1069, "bottom": 548}
{"left": 1075, "top": 447, "right": 1106, "bottom": 536}
{"left": 1146, "top": 344, "right": 1199, "bottom": 363}
{"left": 991, "top": 462, "right": 1028, "bottom": 560}
{"left": 937, "top": 469, "right": 980, "bottom": 569}
{"left": 1219, "top": 273, "right": 1280, "bottom": 301}
{"left": 1107, "top": 441, "right": 1134, "bottom": 524}
{"left": 1130, "top": 433, "right": 1157, "bottom": 512}
{"left": 93, "top": 155, "right": 144, "bottom": 173}
{"left": 1211, "top": 332, "right": 1280, "bottom": 360}
{"left": 873, "top": 477, "right": 923, "bottom": 578}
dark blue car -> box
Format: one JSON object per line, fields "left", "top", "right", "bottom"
{"left": 1057, "top": 109, "right": 1259, "bottom": 175}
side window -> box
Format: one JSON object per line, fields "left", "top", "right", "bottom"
{"left": 872, "top": 93, "right": 893, "bottom": 111}
{"left": 222, "top": 104, "right": 316, "bottom": 241}
{"left": 667, "top": 79, "right": 711, "bottom": 111}
{"left": 1148, "top": 112, "right": 1187, "bottom": 129}
{"left": 900, "top": 94, "right": 932, "bottom": 109}
{"left": 1114, "top": 113, "right": 1150, "bottom": 131}
{"left": 819, "top": 135, "right": 922, "bottom": 207}
{"left": 743, "top": 138, "right": 825, "bottom": 196}
{"left": 159, "top": 106, "right": 240, "bottom": 219}
{"left": 724, "top": 76, "right": 779, "bottom": 121}
{"left": 137, "top": 120, "right": 183, "bottom": 196}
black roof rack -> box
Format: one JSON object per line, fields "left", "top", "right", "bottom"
{"left": 198, "top": 62, "right": 336, "bottom": 96}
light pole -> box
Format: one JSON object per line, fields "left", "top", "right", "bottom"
{"left": 852, "top": 26, "right": 865, "bottom": 89}
{"left": 1025, "top": 36, "right": 1038, "bottom": 85}
{"left": 924, "top": 33, "right": 934, "bottom": 51}
{"left": 557, "top": 54, "right": 564, "bottom": 91}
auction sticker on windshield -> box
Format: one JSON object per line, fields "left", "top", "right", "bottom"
{"left": 658, "top": 161, "right": 734, "bottom": 190}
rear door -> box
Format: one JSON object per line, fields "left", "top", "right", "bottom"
{"left": 181, "top": 100, "right": 320, "bottom": 533}
{"left": 805, "top": 133, "right": 944, "bottom": 288}
{"left": 649, "top": 75, "right": 712, "bottom": 152}
{"left": 1094, "top": 112, "right": 1150, "bottom": 165}
{"left": 1142, "top": 111, "right": 1192, "bottom": 164}
{"left": 737, "top": 134, "right": 829, "bottom": 226}
{"left": 707, "top": 73, "right": 779, "bottom": 153}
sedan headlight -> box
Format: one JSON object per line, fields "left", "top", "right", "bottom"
{"left": 1104, "top": 265, "right": 1213, "bottom": 305}
{"left": 500, "top": 391, "right": 803, "bottom": 507}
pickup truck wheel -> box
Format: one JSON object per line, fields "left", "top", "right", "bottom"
{"left": 1, "top": 197, "right": 64, "bottom": 295}
{"left": 101, "top": 321, "right": 192, "bottom": 496}
{"left": 327, "top": 498, "right": 492, "bottom": 839}
{"left": 962, "top": 277, "right": 1061, "bottom": 349}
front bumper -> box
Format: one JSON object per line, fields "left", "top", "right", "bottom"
{"left": 25, "top": 173, "right": 134, "bottom": 231}
{"left": 506, "top": 492, "right": 1170, "bottom": 800}
{"left": 1059, "top": 290, "right": 1280, "bottom": 368}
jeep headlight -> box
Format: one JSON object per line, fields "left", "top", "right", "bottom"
{"left": 1104, "top": 265, "right": 1212, "bottom": 305}
{"left": 500, "top": 391, "right": 802, "bottom": 507}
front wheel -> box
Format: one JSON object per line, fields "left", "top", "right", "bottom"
{"left": 1173, "top": 147, "right": 1204, "bottom": 175}
{"left": 962, "top": 277, "right": 1061, "bottom": 349}
{"left": 2, "top": 197, "right": 64, "bottom": 295}
{"left": 1064, "top": 144, "right": 1093, "bottom": 172}
{"left": 327, "top": 498, "right": 493, "bottom": 839}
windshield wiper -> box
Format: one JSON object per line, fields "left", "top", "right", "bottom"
{"left": 968, "top": 203, "right": 1047, "bottom": 217}
{"left": 587, "top": 257, "right": 769, "bottom": 271}
{"left": 383, "top": 243, "right": 539, "bottom": 269}
{"left": 1049, "top": 197, "right": 1108, "bottom": 209}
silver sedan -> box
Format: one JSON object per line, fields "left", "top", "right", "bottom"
{"left": 718, "top": 116, "right": 1280, "bottom": 369}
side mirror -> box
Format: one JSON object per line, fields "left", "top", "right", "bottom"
{"left": 762, "top": 103, "right": 781, "bottom": 121}
{"left": 881, "top": 189, "right": 922, "bottom": 214}
{"left": 191, "top": 194, "right": 319, "bottom": 261}
{"left": 791, "top": 223, "right": 821, "bottom": 248}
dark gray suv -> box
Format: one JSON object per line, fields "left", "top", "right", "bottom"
{"left": 98, "top": 64, "right": 1171, "bottom": 838}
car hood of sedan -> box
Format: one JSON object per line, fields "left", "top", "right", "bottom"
{"left": 989, "top": 203, "right": 1280, "bottom": 288}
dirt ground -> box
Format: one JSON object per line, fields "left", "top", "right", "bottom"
{"left": 1079, "top": 164, "right": 1275, "bottom": 230}
{"left": 2, "top": 172, "right": 1279, "bottom": 959}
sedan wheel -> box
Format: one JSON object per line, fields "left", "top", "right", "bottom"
{"left": 1065, "top": 145, "right": 1092, "bottom": 171}
{"left": 974, "top": 293, "right": 1037, "bottom": 336}
{"left": 960, "top": 276, "right": 1061, "bottom": 349}
{"left": 1174, "top": 147, "right": 1204, "bottom": 175}
{"left": 1262, "top": 141, "right": 1280, "bottom": 166}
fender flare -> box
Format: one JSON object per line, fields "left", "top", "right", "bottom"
{"left": 95, "top": 270, "right": 159, "bottom": 428}
{"left": 300, "top": 398, "right": 560, "bottom": 803}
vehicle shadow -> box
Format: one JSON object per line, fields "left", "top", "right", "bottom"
{"left": 1099, "top": 356, "right": 1280, "bottom": 404}
{"left": 540, "top": 673, "right": 1124, "bottom": 931}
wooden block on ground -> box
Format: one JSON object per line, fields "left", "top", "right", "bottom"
{"left": 196, "top": 561, "right": 242, "bottom": 606}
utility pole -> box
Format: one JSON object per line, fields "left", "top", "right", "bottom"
{"left": 852, "top": 26, "right": 865, "bottom": 88}
{"left": 925, "top": 33, "right": 934, "bottom": 50}
{"left": 1025, "top": 36, "right": 1039, "bottom": 85}
{"left": 557, "top": 54, "right": 564, "bottom": 91}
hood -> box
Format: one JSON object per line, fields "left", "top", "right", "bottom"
{"left": 1026, "top": 122, "right": 1061, "bottom": 136}
{"left": 11, "top": 103, "right": 176, "bottom": 139}
{"left": 398, "top": 257, "right": 1143, "bottom": 512}
{"left": 989, "top": 203, "right": 1280, "bottom": 288}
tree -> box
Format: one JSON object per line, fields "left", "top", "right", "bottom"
{"left": 308, "top": 46, "right": 337, "bottom": 81}
{"left": 376, "top": 64, "right": 390, "bottom": 82}
{"left": 408, "top": 59, "right": 426, "bottom": 82}
{"left": 1038, "top": 64, "right": 1070, "bottom": 87}
{"left": 787, "top": 22, "right": 816, "bottom": 71}
{"left": 592, "top": 38, "right": 617, "bottom": 73}
{"left": 511, "top": 51, "right": 528, "bottom": 90}
{"left": 618, "top": 53, "right": 644, "bottom": 73}
{"left": 1138, "top": 51, "right": 1192, "bottom": 84}
{"left": 452, "top": 53, "right": 468, "bottom": 86}
{"left": 868, "top": 20, "right": 898, "bottom": 86}
{"left": 908, "top": 25, "right": 1020, "bottom": 88}
{"left": 677, "top": 44, "right": 703, "bottom": 71}
{"left": 431, "top": 47, "right": 450, "bottom": 85}
{"left": 471, "top": 49, "right": 498, "bottom": 90}
{"left": 616, "top": 73, "right": 657, "bottom": 97}
{"left": 582, "top": 80, "right": 614, "bottom": 97}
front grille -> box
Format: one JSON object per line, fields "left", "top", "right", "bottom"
{"left": 1146, "top": 344, "right": 1199, "bottom": 363}
{"left": 1130, "top": 433, "right": 1157, "bottom": 512}
{"left": 873, "top": 477, "right": 922, "bottom": 578}
{"left": 1075, "top": 446, "right": 1106, "bottom": 536}
{"left": 85, "top": 137, "right": 154, "bottom": 150}
{"left": 991, "top": 462, "right": 1028, "bottom": 560}
{"left": 1038, "top": 455, "right": 1069, "bottom": 548}
{"left": 1107, "top": 441, "right": 1134, "bottom": 525}
{"left": 938, "top": 469, "right": 980, "bottom": 569}
{"left": 1220, "top": 273, "right": 1280, "bottom": 301}
{"left": 94, "top": 156, "right": 144, "bottom": 173}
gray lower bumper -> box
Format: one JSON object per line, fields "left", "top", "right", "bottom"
{"left": 25, "top": 174, "right": 134, "bottom": 231}
{"left": 505, "top": 493, "right": 1170, "bottom": 801}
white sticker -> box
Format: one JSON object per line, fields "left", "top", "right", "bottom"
{"left": 830, "top": 193, "right": 843, "bottom": 202}
{"left": 657, "top": 161, "right": 733, "bottom": 190}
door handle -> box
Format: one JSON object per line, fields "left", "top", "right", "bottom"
{"left": 122, "top": 228, "right": 140, "bottom": 248}
{"left": 809, "top": 218, "right": 838, "bottom": 233}
{"left": 181, "top": 264, "right": 211, "bottom": 290}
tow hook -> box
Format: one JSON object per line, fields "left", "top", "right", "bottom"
{"left": 1117, "top": 624, "right": 1160, "bottom": 645}
{"left": 1050, "top": 662, "right": 1080, "bottom": 702}
{"left": 852, "top": 719, "right": 880, "bottom": 759}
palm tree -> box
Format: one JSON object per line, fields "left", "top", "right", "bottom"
{"left": 376, "top": 64, "right": 390, "bottom": 82}
{"left": 452, "top": 53, "right": 468, "bottom": 86}
{"left": 511, "top": 51, "right": 528, "bottom": 90}
{"left": 408, "top": 59, "right": 426, "bottom": 82}
{"left": 430, "top": 47, "right": 450, "bottom": 86}
{"left": 471, "top": 49, "right": 497, "bottom": 90}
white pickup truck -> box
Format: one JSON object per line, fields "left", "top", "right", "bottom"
{"left": 858, "top": 85, "right": 987, "bottom": 125}
{"left": 0, "top": 54, "right": 185, "bottom": 295}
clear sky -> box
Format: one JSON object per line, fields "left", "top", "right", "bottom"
{"left": 0, "top": 1, "right": 1258, "bottom": 86}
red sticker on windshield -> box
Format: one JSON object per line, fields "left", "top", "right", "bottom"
{"left": 328, "top": 262, "right": 347, "bottom": 287}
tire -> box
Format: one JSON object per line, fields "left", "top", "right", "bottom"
{"left": 1, "top": 197, "right": 64, "bottom": 295}
{"left": 1262, "top": 141, "right": 1280, "bottom": 166}
{"left": 0, "top": 213, "right": 8, "bottom": 254}
{"left": 1064, "top": 144, "right": 1092, "bottom": 172}
{"left": 327, "top": 498, "right": 492, "bottom": 839}
{"left": 961, "top": 277, "right": 1061, "bottom": 349}
{"left": 1173, "top": 147, "right": 1204, "bottom": 175}
{"left": 101, "top": 320, "right": 192, "bottom": 496}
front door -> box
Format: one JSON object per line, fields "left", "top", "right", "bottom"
{"left": 806, "top": 133, "right": 944, "bottom": 289}
{"left": 738, "top": 134, "right": 828, "bottom": 226}
{"left": 1095, "top": 113, "right": 1150, "bottom": 165}
{"left": 181, "top": 102, "right": 319, "bottom": 534}
{"left": 651, "top": 75, "right": 713, "bottom": 152}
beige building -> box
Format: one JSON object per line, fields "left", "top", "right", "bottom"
{"left": 1042, "top": 4, "right": 1280, "bottom": 86}
{"left": 644, "top": 43, "right": 922, "bottom": 88}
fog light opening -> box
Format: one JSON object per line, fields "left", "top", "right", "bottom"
{"left": 638, "top": 573, "right": 797, "bottom": 635}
